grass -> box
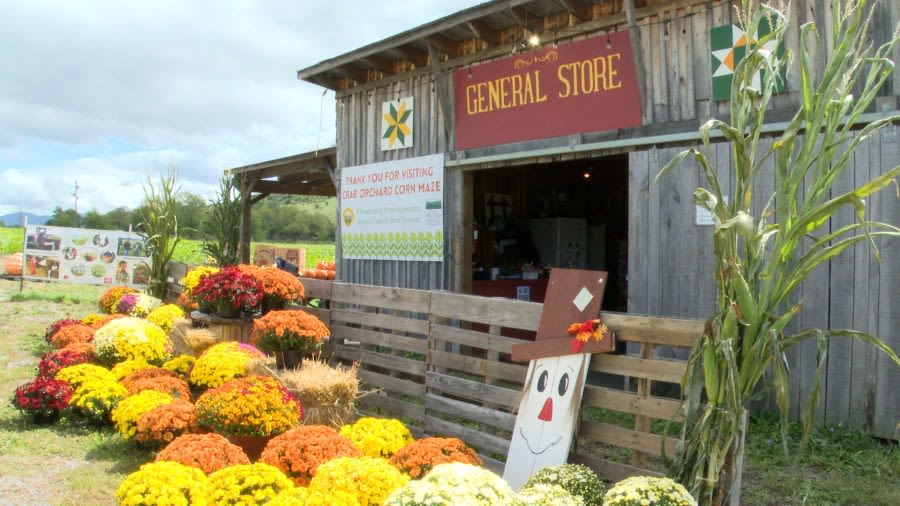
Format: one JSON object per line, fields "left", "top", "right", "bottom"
{"left": 0, "top": 279, "right": 897, "bottom": 504}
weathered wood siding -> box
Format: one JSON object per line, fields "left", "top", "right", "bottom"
{"left": 628, "top": 131, "right": 900, "bottom": 439}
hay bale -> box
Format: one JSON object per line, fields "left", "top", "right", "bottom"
{"left": 179, "top": 326, "right": 223, "bottom": 356}
{"left": 263, "top": 359, "right": 360, "bottom": 429}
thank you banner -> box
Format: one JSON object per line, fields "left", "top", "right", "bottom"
{"left": 340, "top": 154, "right": 444, "bottom": 261}
{"left": 454, "top": 31, "right": 641, "bottom": 150}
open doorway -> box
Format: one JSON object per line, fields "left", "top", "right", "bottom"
{"left": 471, "top": 155, "right": 628, "bottom": 312}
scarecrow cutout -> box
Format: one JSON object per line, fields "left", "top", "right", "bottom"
{"left": 503, "top": 268, "right": 614, "bottom": 491}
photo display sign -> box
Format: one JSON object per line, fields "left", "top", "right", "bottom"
{"left": 339, "top": 153, "right": 444, "bottom": 261}
{"left": 22, "top": 225, "right": 151, "bottom": 288}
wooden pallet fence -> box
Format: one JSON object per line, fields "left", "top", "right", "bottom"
{"left": 324, "top": 283, "right": 431, "bottom": 433}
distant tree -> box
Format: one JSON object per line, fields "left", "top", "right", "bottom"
{"left": 104, "top": 207, "right": 134, "bottom": 231}
{"left": 175, "top": 192, "right": 208, "bottom": 239}
{"left": 82, "top": 209, "right": 111, "bottom": 230}
{"left": 46, "top": 207, "right": 80, "bottom": 227}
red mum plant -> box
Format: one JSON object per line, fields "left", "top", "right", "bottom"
{"left": 135, "top": 399, "right": 199, "bottom": 448}
{"left": 44, "top": 318, "right": 82, "bottom": 345}
{"left": 37, "top": 347, "right": 95, "bottom": 378}
{"left": 156, "top": 432, "right": 250, "bottom": 474}
{"left": 12, "top": 377, "right": 73, "bottom": 421}
{"left": 49, "top": 324, "right": 95, "bottom": 349}
{"left": 125, "top": 375, "right": 192, "bottom": 401}
{"left": 389, "top": 437, "right": 484, "bottom": 479}
{"left": 192, "top": 265, "right": 263, "bottom": 313}
{"left": 260, "top": 425, "right": 362, "bottom": 486}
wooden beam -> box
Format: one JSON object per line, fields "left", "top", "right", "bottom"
{"left": 362, "top": 55, "right": 395, "bottom": 75}
{"left": 510, "top": 6, "right": 529, "bottom": 27}
{"left": 393, "top": 45, "right": 429, "bottom": 68}
{"left": 425, "top": 33, "right": 459, "bottom": 58}
{"left": 558, "top": 0, "right": 591, "bottom": 22}
{"left": 238, "top": 178, "right": 256, "bottom": 264}
{"left": 624, "top": 0, "right": 647, "bottom": 116}
{"left": 427, "top": 42, "right": 454, "bottom": 147}
{"left": 467, "top": 19, "right": 502, "bottom": 46}
{"left": 333, "top": 64, "right": 369, "bottom": 84}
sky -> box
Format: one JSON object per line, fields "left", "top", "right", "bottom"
{"left": 0, "top": 0, "right": 484, "bottom": 218}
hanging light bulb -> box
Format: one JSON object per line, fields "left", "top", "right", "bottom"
{"left": 528, "top": 33, "right": 540, "bottom": 47}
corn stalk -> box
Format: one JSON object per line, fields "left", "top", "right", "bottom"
{"left": 139, "top": 168, "right": 181, "bottom": 299}
{"left": 201, "top": 172, "right": 244, "bottom": 267}
{"left": 657, "top": 1, "right": 900, "bottom": 504}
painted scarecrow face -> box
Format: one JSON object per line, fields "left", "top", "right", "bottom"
{"left": 503, "top": 353, "right": 588, "bottom": 490}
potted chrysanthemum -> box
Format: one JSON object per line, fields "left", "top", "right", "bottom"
{"left": 250, "top": 309, "right": 330, "bottom": 369}
{"left": 11, "top": 376, "right": 73, "bottom": 424}
{"left": 194, "top": 375, "right": 303, "bottom": 460}
{"left": 239, "top": 264, "right": 305, "bottom": 313}
{"left": 192, "top": 265, "right": 263, "bottom": 317}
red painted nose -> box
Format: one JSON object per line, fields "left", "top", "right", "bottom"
{"left": 538, "top": 397, "right": 553, "bottom": 421}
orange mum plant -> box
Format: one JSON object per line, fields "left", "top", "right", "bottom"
{"left": 156, "top": 432, "right": 250, "bottom": 474}
{"left": 389, "top": 437, "right": 484, "bottom": 479}
{"left": 260, "top": 425, "right": 363, "bottom": 486}
{"left": 124, "top": 375, "right": 192, "bottom": 401}
{"left": 135, "top": 399, "right": 198, "bottom": 448}
{"left": 251, "top": 310, "right": 330, "bottom": 354}
{"left": 239, "top": 264, "right": 305, "bottom": 304}
{"left": 49, "top": 324, "right": 95, "bottom": 349}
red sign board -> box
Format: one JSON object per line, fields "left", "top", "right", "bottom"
{"left": 453, "top": 31, "right": 642, "bottom": 150}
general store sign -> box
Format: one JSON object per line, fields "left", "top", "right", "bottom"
{"left": 454, "top": 31, "right": 641, "bottom": 150}
{"left": 339, "top": 154, "right": 444, "bottom": 261}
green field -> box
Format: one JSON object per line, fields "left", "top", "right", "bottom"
{"left": 0, "top": 227, "right": 335, "bottom": 269}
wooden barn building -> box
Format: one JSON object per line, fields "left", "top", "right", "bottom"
{"left": 271, "top": 0, "right": 899, "bottom": 438}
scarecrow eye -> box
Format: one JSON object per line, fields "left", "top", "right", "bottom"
{"left": 537, "top": 370, "right": 549, "bottom": 392}
{"left": 558, "top": 373, "right": 570, "bottom": 397}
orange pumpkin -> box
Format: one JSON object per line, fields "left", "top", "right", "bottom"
{"left": 314, "top": 269, "right": 328, "bottom": 279}
{"left": 326, "top": 261, "right": 336, "bottom": 271}
{"left": 4, "top": 253, "right": 23, "bottom": 276}
{"left": 325, "top": 270, "right": 335, "bottom": 280}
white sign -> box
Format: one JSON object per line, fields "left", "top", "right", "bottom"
{"left": 503, "top": 353, "right": 590, "bottom": 490}
{"left": 381, "top": 97, "right": 414, "bottom": 151}
{"left": 340, "top": 154, "right": 444, "bottom": 261}
{"left": 22, "top": 225, "right": 151, "bottom": 287}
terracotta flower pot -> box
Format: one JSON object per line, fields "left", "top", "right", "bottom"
{"left": 225, "top": 433, "right": 272, "bottom": 461}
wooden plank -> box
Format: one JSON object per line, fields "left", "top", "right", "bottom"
{"left": 425, "top": 393, "right": 516, "bottom": 432}
{"left": 300, "top": 277, "right": 333, "bottom": 300}
{"left": 848, "top": 136, "right": 873, "bottom": 429}
{"left": 824, "top": 151, "right": 856, "bottom": 424}
{"left": 582, "top": 384, "right": 683, "bottom": 421}
{"left": 872, "top": 125, "right": 900, "bottom": 440}
{"left": 429, "top": 349, "right": 528, "bottom": 384}
{"left": 578, "top": 420, "right": 678, "bottom": 457}
{"left": 429, "top": 322, "right": 521, "bottom": 354}
{"left": 293, "top": 306, "right": 331, "bottom": 327}
{"left": 632, "top": 342, "right": 654, "bottom": 468}
{"left": 478, "top": 454, "right": 504, "bottom": 475}
{"left": 426, "top": 372, "right": 521, "bottom": 408}
{"left": 330, "top": 282, "right": 431, "bottom": 312}
{"left": 603, "top": 310, "right": 704, "bottom": 348}
{"left": 647, "top": 147, "right": 662, "bottom": 315}
{"left": 358, "top": 369, "right": 426, "bottom": 398}
{"left": 430, "top": 291, "right": 542, "bottom": 330}
{"left": 569, "top": 453, "right": 664, "bottom": 483}
{"left": 332, "top": 325, "right": 428, "bottom": 354}
{"left": 358, "top": 393, "right": 425, "bottom": 421}
{"left": 588, "top": 354, "right": 686, "bottom": 384}
{"left": 330, "top": 307, "right": 429, "bottom": 335}
{"left": 423, "top": 415, "right": 511, "bottom": 457}
{"left": 357, "top": 349, "right": 426, "bottom": 376}
{"left": 330, "top": 343, "right": 362, "bottom": 363}
{"left": 628, "top": 150, "right": 650, "bottom": 314}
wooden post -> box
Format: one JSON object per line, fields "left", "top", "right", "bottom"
{"left": 624, "top": 0, "right": 647, "bottom": 118}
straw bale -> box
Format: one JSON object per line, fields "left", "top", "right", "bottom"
{"left": 179, "top": 326, "right": 223, "bottom": 356}
{"left": 259, "top": 359, "right": 360, "bottom": 429}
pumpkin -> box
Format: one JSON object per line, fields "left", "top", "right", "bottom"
{"left": 326, "top": 270, "right": 335, "bottom": 280}
{"left": 4, "top": 253, "right": 23, "bottom": 276}
{"left": 314, "top": 269, "right": 329, "bottom": 280}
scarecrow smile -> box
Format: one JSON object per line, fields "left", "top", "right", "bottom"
{"left": 518, "top": 426, "right": 562, "bottom": 455}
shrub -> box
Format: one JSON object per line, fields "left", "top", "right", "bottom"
{"left": 156, "top": 432, "right": 249, "bottom": 474}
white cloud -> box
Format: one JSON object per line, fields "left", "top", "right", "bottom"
{"left": 0, "top": 0, "right": 482, "bottom": 215}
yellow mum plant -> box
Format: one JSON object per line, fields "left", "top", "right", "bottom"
{"left": 112, "top": 390, "right": 173, "bottom": 440}
{"left": 207, "top": 463, "right": 294, "bottom": 505}
{"left": 340, "top": 417, "right": 414, "bottom": 458}
{"left": 308, "top": 456, "right": 409, "bottom": 506}
{"left": 116, "top": 461, "right": 209, "bottom": 506}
